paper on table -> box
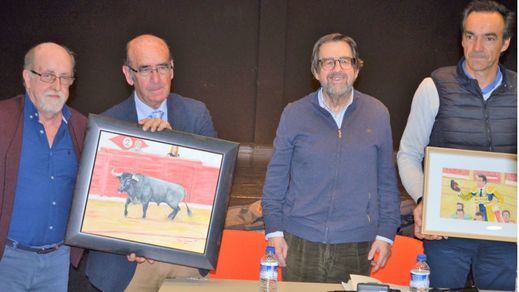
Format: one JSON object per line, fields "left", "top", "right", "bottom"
{"left": 342, "top": 274, "right": 410, "bottom": 292}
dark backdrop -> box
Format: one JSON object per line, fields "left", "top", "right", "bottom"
{"left": 0, "top": 0, "right": 516, "bottom": 145}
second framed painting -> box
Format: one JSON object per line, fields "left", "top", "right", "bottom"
{"left": 422, "top": 146, "right": 517, "bottom": 242}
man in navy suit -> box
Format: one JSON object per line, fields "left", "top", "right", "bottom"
{"left": 86, "top": 34, "right": 216, "bottom": 292}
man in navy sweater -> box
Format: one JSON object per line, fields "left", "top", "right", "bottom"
{"left": 262, "top": 33, "right": 400, "bottom": 283}
{"left": 86, "top": 34, "right": 216, "bottom": 292}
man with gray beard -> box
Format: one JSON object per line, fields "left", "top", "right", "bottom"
{"left": 262, "top": 33, "right": 400, "bottom": 283}
{"left": 0, "top": 42, "right": 87, "bottom": 291}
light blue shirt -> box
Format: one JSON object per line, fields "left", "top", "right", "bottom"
{"left": 134, "top": 92, "right": 168, "bottom": 121}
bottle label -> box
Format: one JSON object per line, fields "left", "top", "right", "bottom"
{"left": 410, "top": 271, "right": 430, "bottom": 289}
{"left": 260, "top": 263, "right": 278, "bottom": 280}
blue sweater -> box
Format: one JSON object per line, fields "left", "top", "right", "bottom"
{"left": 262, "top": 90, "right": 400, "bottom": 243}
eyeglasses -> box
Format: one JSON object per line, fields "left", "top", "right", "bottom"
{"left": 30, "top": 70, "right": 75, "bottom": 85}
{"left": 318, "top": 57, "right": 357, "bottom": 71}
{"left": 126, "top": 63, "right": 173, "bottom": 77}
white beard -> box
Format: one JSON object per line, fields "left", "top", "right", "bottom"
{"left": 39, "top": 90, "right": 66, "bottom": 114}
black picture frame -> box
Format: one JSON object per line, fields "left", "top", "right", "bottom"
{"left": 65, "top": 114, "right": 239, "bottom": 269}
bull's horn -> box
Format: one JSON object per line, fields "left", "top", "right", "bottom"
{"left": 131, "top": 174, "right": 140, "bottom": 182}
{"left": 111, "top": 168, "right": 123, "bottom": 177}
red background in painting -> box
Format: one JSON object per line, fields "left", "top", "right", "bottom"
{"left": 88, "top": 148, "right": 220, "bottom": 205}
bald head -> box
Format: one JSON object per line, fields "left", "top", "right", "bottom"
{"left": 24, "top": 42, "right": 75, "bottom": 72}
{"left": 125, "top": 34, "right": 171, "bottom": 67}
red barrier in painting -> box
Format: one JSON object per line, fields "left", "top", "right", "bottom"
{"left": 473, "top": 171, "right": 501, "bottom": 184}
{"left": 505, "top": 173, "right": 517, "bottom": 186}
{"left": 443, "top": 168, "right": 470, "bottom": 179}
{"left": 89, "top": 148, "right": 220, "bottom": 205}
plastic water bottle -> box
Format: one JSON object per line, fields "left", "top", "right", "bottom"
{"left": 410, "top": 253, "right": 430, "bottom": 292}
{"left": 259, "top": 246, "right": 278, "bottom": 292}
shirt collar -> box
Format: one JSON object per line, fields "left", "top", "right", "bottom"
{"left": 24, "top": 93, "right": 71, "bottom": 124}
{"left": 461, "top": 61, "right": 503, "bottom": 96}
{"left": 134, "top": 91, "right": 168, "bottom": 121}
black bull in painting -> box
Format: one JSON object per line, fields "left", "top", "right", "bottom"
{"left": 112, "top": 170, "right": 192, "bottom": 220}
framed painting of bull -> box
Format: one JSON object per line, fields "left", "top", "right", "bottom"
{"left": 65, "top": 114, "right": 239, "bottom": 269}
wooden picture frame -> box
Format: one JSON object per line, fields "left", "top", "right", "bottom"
{"left": 422, "top": 146, "right": 517, "bottom": 242}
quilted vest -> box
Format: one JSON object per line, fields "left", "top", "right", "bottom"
{"left": 429, "top": 60, "right": 517, "bottom": 154}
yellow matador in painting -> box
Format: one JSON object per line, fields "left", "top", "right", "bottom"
{"left": 451, "top": 174, "right": 503, "bottom": 222}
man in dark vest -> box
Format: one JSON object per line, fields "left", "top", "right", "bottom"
{"left": 397, "top": 0, "right": 516, "bottom": 290}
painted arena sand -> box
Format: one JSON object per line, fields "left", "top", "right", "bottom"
{"left": 82, "top": 198, "right": 212, "bottom": 254}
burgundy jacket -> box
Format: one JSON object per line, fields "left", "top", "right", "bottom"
{"left": 0, "top": 94, "right": 87, "bottom": 267}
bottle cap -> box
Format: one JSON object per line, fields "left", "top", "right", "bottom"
{"left": 417, "top": 254, "right": 427, "bottom": 261}
{"left": 266, "top": 246, "right": 276, "bottom": 253}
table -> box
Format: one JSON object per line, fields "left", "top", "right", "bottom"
{"left": 159, "top": 278, "right": 345, "bottom": 292}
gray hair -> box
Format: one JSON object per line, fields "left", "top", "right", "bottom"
{"left": 311, "top": 33, "right": 364, "bottom": 75}
{"left": 462, "top": 0, "right": 515, "bottom": 39}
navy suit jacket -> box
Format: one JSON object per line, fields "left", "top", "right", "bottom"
{"left": 85, "top": 93, "right": 216, "bottom": 292}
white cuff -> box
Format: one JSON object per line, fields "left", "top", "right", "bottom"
{"left": 265, "top": 231, "right": 284, "bottom": 240}
{"left": 375, "top": 235, "right": 394, "bottom": 245}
